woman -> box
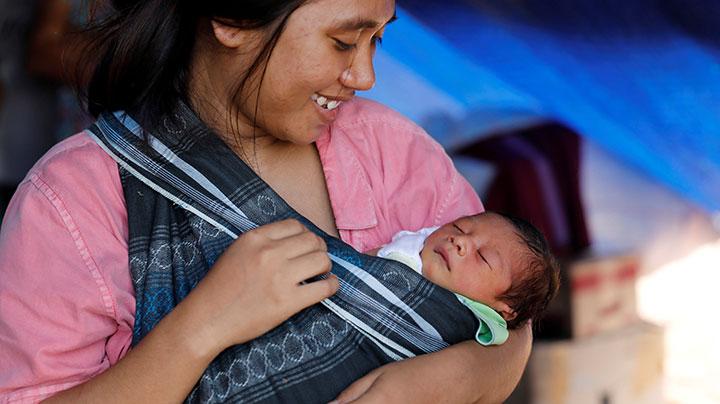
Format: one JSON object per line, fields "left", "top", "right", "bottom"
{"left": 0, "top": 0, "right": 531, "bottom": 402}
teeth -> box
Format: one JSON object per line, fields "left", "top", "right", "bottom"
{"left": 312, "top": 93, "right": 342, "bottom": 110}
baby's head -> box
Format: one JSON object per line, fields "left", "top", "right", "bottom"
{"left": 419, "top": 212, "right": 560, "bottom": 329}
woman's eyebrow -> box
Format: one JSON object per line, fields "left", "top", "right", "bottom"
{"left": 334, "top": 12, "right": 397, "bottom": 31}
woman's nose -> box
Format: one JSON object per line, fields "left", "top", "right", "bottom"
{"left": 340, "top": 51, "right": 376, "bottom": 91}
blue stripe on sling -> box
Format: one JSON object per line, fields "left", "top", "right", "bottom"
{"left": 86, "top": 103, "right": 477, "bottom": 403}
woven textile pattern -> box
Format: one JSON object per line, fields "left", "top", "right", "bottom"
{"left": 88, "top": 105, "right": 477, "bottom": 403}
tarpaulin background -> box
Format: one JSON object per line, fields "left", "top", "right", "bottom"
{"left": 365, "top": 0, "right": 720, "bottom": 213}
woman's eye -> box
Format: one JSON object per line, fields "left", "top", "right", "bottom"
{"left": 333, "top": 39, "right": 356, "bottom": 52}
{"left": 371, "top": 36, "right": 383, "bottom": 47}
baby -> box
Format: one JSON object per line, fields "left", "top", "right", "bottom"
{"left": 375, "top": 211, "right": 560, "bottom": 345}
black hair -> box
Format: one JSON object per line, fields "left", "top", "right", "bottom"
{"left": 76, "top": 0, "right": 308, "bottom": 139}
{"left": 497, "top": 213, "right": 561, "bottom": 329}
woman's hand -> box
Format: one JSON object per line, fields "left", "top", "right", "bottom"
{"left": 330, "top": 361, "right": 402, "bottom": 403}
{"left": 180, "top": 219, "right": 340, "bottom": 357}
{"left": 332, "top": 324, "right": 532, "bottom": 404}
{"left": 45, "top": 219, "right": 339, "bottom": 403}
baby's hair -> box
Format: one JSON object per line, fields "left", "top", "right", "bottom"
{"left": 495, "top": 213, "right": 560, "bottom": 329}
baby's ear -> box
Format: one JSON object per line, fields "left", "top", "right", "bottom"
{"left": 494, "top": 301, "right": 517, "bottom": 322}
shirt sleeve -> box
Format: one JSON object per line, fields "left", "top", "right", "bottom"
{"left": 0, "top": 170, "right": 131, "bottom": 402}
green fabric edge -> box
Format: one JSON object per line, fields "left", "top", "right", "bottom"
{"left": 455, "top": 294, "right": 509, "bottom": 346}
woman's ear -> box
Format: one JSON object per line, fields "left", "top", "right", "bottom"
{"left": 210, "top": 19, "right": 245, "bottom": 49}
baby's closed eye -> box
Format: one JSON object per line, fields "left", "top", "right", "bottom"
{"left": 477, "top": 249, "right": 492, "bottom": 269}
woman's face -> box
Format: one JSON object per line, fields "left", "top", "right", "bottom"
{"left": 213, "top": 0, "right": 396, "bottom": 145}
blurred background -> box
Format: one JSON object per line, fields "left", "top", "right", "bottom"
{"left": 364, "top": 1, "right": 720, "bottom": 403}
{"left": 1, "top": 1, "right": 719, "bottom": 403}
{"left": 0, "top": 0, "right": 90, "bottom": 211}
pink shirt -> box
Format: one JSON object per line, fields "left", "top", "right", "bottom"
{"left": 0, "top": 98, "right": 483, "bottom": 403}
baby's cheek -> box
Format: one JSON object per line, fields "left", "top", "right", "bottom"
{"left": 454, "top": 278, "right": 475, "bottom": 296}
{"left": 456, "top": 274, "right": 489, "bottom": 302}
{"left": 421, "top": 263, "right": 440, "bottom": 284}
{"left": 423, "top": 264, "right": 450, "bottom": 290}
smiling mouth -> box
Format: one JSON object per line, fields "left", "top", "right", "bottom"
{"left": 311, "top": 93, "right": 344, "bottom": 111}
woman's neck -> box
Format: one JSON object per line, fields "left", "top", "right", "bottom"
{"left": 187, "top": 71, "right": 283, "bottom": 171}
{"left": 186, "top": 37, "right": 338, "bottom": 236}
{"left": 188, "top": 35, "right": 271, "bottom": 155}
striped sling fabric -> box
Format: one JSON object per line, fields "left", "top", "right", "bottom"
{"left": 87, "top": 103, "right": 477, "bottom": 403}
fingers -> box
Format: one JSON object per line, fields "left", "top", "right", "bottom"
{"left": 288, "top": 249, "right": 333, "bottom": 283}
{"left": 276, "top": 230, "right": 327, "bottom": 260}
{"left": 250, "top": 219, "right": 328, "bottom": 260}
{"left": 254, "top": 218, "right": 308, "bottom": 240}
{"left": 297, "top": 274, "right": 340, "bottom": 308}
{"left": 331, "top": 368, "right": 383, "bottom": 404}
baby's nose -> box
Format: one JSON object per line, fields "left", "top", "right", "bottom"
{"left": 450, "top": 235, "right": 467, "bottom": 256}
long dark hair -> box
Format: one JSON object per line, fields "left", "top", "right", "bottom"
{"left": 77, "top": 0, "right": 308, "bottom": 137}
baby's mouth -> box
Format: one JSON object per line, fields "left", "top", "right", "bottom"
{"left": 434, "top": 247, "right": 451, "bottom": 271}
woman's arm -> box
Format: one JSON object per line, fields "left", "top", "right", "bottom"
{"left": 36, "top": 220, "right": 339, "bottom": 403}
{"left": 43, "top": 296, "right": 222, "bottom": 403}
{"left": 335, "top": 323, "right": 532, "bottom": 404}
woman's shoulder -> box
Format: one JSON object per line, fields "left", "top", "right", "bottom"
{"left": 334, "top": 96, "right": 411, "bottom": 125}
{"left": 22, "top": 130, "right": 127, "bottom": 240}
{"left": 0, "top": 132, "right": 134, "bottom": 401}
{"left": 330, "top": 97, "right": 445, "bottom": 158}
{"left": 31, "top": 131, "right": 119, "bottom": 179}
{"left": 28, "top": 132, "right": 118, "bottom": 182}
{"left": 321, "top": 98, "right": 482, "bottom": 251}
{"left": 334, "top": 97, "right": 428, "bottom": 130}
{"left": 27, "top": 131, "right": 123, "bottom": 197}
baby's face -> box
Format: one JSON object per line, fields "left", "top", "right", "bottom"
{"left": 420, "top": 213, "right": 525, "bottom": 310}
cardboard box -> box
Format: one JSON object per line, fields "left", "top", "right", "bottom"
{"left": 569, "top": 253, "right": 640, "bottom": 338}
{"left": 535, "top": 252, "right": 641, "bottom": 340}
{"left": 525, "top": 321, "right": 665, "bottom": 404}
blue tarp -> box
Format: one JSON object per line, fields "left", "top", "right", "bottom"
{"left": 365, "top": 0, "right": 720, "bottom": 213}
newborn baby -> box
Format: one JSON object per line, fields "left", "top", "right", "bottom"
{"left": 375, "top": 212, "right": 560, "bottom": 345}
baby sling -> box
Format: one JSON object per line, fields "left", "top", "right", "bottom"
{"left": 87, "top": 103, "right": 477, "bottom": 403}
